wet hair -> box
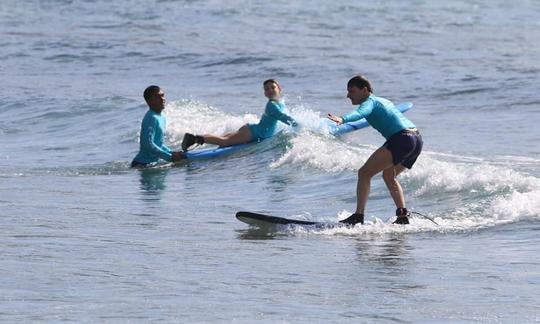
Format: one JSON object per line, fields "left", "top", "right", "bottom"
{"left": 347, "top": 75, "right": 373, "bottom": 93}
{"left": 143, "top": 85, "right": 161, "bottom": 103}
{"left": 263, "top": 79, "right": 280, "bottom": 87}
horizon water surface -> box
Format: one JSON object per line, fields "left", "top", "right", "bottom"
{"left": 1, "top": 0, "right": 539, "bottom": 322}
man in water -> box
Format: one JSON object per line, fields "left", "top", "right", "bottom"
{"left": 131, "top": 85, "right": 185, "bottom": 168}
{"left": 328, "top": 75, "right": 423, "bottom": 225}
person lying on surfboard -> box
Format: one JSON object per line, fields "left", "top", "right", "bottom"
{"left": 327, "top": 75, "right": 423, "bottom": 225}
{"left": 131, "top": 85, "right": 186, "bottom": 168}
{"left": 181, "top": 79, "right": 297, "bottom": 151}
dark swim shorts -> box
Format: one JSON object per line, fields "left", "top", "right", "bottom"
{"left": 383, "top": 129, "right": 423, "bottom": 169}
{"left": 131, "top": 160, "right": 150, "bottom": 168}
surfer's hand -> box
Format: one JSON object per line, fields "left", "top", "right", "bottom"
{"left": 327, "top": 113, "right": 343, "bottom": 125}
{"left": 172, "top": 151, "right": 185, "bottom": 162}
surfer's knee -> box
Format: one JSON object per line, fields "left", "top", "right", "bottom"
{"left": 358, "top": 167, "right": 375, "bottom": 180}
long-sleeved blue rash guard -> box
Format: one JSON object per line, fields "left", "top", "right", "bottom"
{"left": 248, "top": 100, "right": 296, "bottom": 141}
{"left": 133, "top": 110, "right": 173, "bottom": 164}
{"left": 341, "top": 95, "right": 416, "bottom": 139}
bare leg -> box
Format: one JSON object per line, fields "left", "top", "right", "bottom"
{"left": 382, "top": 165, "right": 408, "bottom": 209}
{"left": 203, "top": 124, "right": 253, "bottom": 147}
{"left": 355, "top": 146, "right": 395, "bottom": 214}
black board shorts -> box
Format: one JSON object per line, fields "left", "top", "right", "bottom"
{"left": 383, "top": 129, "right": 423, "bottom": 169}
{"left": 131, "top": 160, "right": 150, "bottom": 168}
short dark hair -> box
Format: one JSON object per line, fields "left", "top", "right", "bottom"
{"left": 347, "top": 75, "right": 373, "bottom": 93}
{"left": 263, "top": 79, "right": 280, "bottom": 87}
{"left": 143, "top": 85, "right": 161, "bottom": 103}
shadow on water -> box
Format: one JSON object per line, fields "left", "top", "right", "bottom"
{"left": 138, "top": 167, "right": 170, "bottom": 201}
{"left": 235, "top": 227, "right": 286, "bottom": 240}
{"left": 235, "top": 225, "right": 417, "bottom": 269}
{"left": 352, "top": 235, "right": 427, "bottom": 294}
{"left": 354, "top": 235, "right": 412, "bottom": 268}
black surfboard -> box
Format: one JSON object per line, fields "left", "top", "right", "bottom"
{"left": 236, "top": 211, "right": 328, "bottom": 227}
{"left": 236, "top": 211, "right": 437, "bottom": 228}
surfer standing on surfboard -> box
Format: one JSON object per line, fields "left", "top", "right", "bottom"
{"left": 131, "top": 85, "right": 186, "bottom": 168}
{"left": 327, "top": 75, "right": 423, "bottom": 225}
{"left": 181, "top": 79, "right": 297, "bottom": 151}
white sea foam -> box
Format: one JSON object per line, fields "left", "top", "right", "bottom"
{"left": 270, "top": 133, "right": 370, "bottom": 172}
{"left": 277, "top": 209, "right": 519, "bottom": 237}
{"left": 490, "top": 190, "right": 540, "bottom": 221}
{"left": 287, "top": 103, "right": 335, "bottom": 135}
{"left": 164, "top": 99, "right": 259, "bottom": 145}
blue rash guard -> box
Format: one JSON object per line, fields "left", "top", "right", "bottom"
{"left": 132, "top": 110, "right": 173, "bottom": 164}
{"left": 248, "top": 100, "right": 296, "bottom": 141}
{"left": 341, "top": 95, "right": 416, "bottom": 139}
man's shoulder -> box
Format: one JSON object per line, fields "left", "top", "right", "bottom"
{"left": 369, "top": 95, "right": 394, "bottom": 109}
{"left": 357, "top": 96, "right": 376, "bottom": 109}
{"left": 142, "top": 110, "right": 162, "bottom": 122}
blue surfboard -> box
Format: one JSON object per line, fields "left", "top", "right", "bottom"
{"left": 185, "top": 142, "right": 256, "bottom": 160}
{"left": 185, "top": 102, "right": 413, "bottom": 160}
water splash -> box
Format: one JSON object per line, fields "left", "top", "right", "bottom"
{"left": 164, "top": 99, "right": 259, "bottom": 146}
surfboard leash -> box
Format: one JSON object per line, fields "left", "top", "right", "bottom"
{"left": 411, "top": 211, "right": 439, "bottom": 225}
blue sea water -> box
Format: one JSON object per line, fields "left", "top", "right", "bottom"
{"left": 1, "top": 0, "right": 540, "bottom": 322}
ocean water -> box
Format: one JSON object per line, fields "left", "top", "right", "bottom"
{"left": 1, "top": 0, "right": 540, "bottom": 322}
